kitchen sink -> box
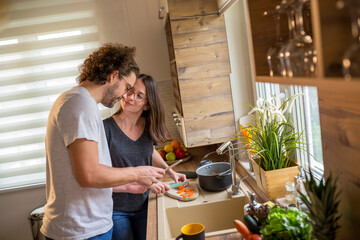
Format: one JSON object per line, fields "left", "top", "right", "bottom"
{"left": 157, "top": 180, "right": 250, "bottom": 239}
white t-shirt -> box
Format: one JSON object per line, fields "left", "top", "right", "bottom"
{"left": 41, "top": 86, "right": 113, "bottom": 240}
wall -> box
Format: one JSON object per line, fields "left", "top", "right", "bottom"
{"left": 0, "top": 186, "right": 46, "bottom": 240}
{"left": 94, "top": 0, "right": 181, "bottom": 144}
{"left": 0, "top": 1, "right": 180, "bottom": 239}
{"left": 223, "top": 0, "right": 255, "bottom": 130}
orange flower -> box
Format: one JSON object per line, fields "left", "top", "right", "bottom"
{"left": 240, "top": 125, "right": 253, "bottom": 145}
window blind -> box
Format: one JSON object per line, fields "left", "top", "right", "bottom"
{"left": 0, "top": 0, "right": 103, "bottom": 191}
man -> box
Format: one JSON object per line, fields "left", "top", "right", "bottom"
{"left": 40, "top": 43, "right": 165, "bottom": 240}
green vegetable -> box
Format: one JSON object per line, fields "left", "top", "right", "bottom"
{"left": 176, "top": 171, "right": 197, "bottom": 179}
{"left": 244, "top": 214, "right": 260, "bottom": 234}
{"left": 260, "top": 206, "right": 313, "bottom": 240}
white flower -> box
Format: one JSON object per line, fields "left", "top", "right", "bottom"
{"left": 248, "top": 93, "right": 303, "bottom": 125}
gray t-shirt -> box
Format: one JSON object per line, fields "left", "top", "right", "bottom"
{"left": 103, "top": 117, "right": 155, "bottom": 212}
{"left": 41, "top": 86, "right": 113, "bottom": 240}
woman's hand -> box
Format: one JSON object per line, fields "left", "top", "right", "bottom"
{"left": 149, "top": 181, "right": 170, "bottom": 194}
{"left": 168, "top": 170, "right": 187, "bottom": 183}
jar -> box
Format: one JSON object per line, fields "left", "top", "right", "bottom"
{"left": 285, "top": 181, "right": 296, "bottom": 203}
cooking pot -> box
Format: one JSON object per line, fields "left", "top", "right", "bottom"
{"left": 196, "top": 162, "right": 232, "bottom": 191}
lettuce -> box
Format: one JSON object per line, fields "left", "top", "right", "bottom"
{"left": 260, "top": 206, "right": 313, "bottom": 240}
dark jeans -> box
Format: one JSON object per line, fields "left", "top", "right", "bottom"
{"left": 45, "top": 227, "right": 113, "bottom": 240}
{"left": 112, "top": 206, "right": 148, "bottom": 240}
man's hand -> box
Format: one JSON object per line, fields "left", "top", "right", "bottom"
{"left": 135, "top": 166, "right": 165, "bottom": 187}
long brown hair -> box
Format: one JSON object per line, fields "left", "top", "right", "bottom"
{"left": 114, "top": 74, "right": 172, "bottom": 143}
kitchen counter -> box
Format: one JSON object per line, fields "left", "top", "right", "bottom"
{"left": 146, "top": 145, "right": 246, "bottom": 240}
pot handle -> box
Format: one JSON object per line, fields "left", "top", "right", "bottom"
{"left": 200, "top": 151, "right": 217, "bottom": 166}
{"left": 217, "top": 169, "right": 231, "bottom": 179}
{"left": 199, "top": 159, "right": 212, "bottom": 166}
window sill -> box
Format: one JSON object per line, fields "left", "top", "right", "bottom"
{"left": 0, "top": 182, "right": 45, "bottom": 194}
{"left": 235, "top": 153, "right": 269, "bottom": 202}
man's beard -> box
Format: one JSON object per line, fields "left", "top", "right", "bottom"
{"left": 101, "top": 81, "right": 120, "bottom": 108}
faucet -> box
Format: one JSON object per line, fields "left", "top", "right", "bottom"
{"left": 216, "top": 140, "right": 242, "bottom": 195}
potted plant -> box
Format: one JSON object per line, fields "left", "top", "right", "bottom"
{"left": 235, "top": 94, "right": 305, "bottom": 199}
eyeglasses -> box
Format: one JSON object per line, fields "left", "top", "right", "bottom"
{"left": 125, "top": 88, "right": 147, "bottom": 102}
{"left": 124, "top": 84, "right": 133, "bottom": 95}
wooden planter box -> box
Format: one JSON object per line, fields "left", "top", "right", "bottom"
{"left": 250, "top": 158, "right": 300, "bottom": 200}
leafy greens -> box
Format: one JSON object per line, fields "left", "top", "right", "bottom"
{"left": 260, "top": 206, "right": 313, "bottom": 240}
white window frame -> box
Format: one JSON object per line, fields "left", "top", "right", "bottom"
{"left": 254, "top": 82, "right": 324, "bottom": 179}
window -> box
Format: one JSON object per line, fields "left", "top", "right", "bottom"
{"left": 255, "top": 82, "right": 324, "bottom": 178}
{"left": 0, "top": 0, "right": 103, "bottom": 191}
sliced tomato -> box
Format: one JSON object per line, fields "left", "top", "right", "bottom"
{"left": 248, "top": 234, "right": 263, "bottom": 240}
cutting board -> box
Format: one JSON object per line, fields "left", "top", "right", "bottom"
{"left": 165, "top": 183, "right": 199, "bottom": 201}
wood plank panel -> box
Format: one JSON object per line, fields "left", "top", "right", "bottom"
{"left": 185, "top": 112, "right": 235, "bottom": 131}
{"left": 177, "top": 61, "right": 231, "bottom": 79}
{"left": 173, "top": 28, "right": 227, "bottom": 49}
{"left": 166, "top": 0, "right": 234, "bottom": 147}
{"left": 317, "top": 80, "right": 360, "bottom": 239}
{"left": 170, "top": 62, "right": 183, "bottom": 115}
{"left": 186, "top": 125, "right": 235, "bottom": 147}
{"left": 182, "top": 94, "right": 234, "bottom": 117}
{"left": 165, "top": 15, "right": 176, "bottom": 61}
{"left": 171, "top": 15, "right": 225, "bottom": 35}
{"left": 168, "top": 0, "right": 218, "bottom": 20}
{"left": 175, "top": 42, "right": 230, "bottom": 67}
{"left": 146, "top": 193, "right": 157, "bottom": 240}
{"left": 318, "top": 0, "right": 352, "bottom": 77}
{"left": 179, "top": 76, "right": 231, "bottom": 99}
{"left": 170, "top": 63, "right": 179, "bottom": 90}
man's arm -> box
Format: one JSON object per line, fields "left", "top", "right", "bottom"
{"left": 113, "top": 182, "right": 149, "bottom": 194}
{"left": 68, "top": 138, "right": 164, "bottom": 188}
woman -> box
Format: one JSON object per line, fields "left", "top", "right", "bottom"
{"left": 103, "top": 74, "right": 186, "bottom": 240}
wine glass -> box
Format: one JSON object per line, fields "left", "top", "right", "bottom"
{"left": 277, "top": 0, "right": 297, "bottom": 77}
{"left": 284, "top": 0, "right": 316, "bottom": 77}
{"left": 265, "top": 5, "right": 286, "bottom": 77}
{"left": 339, "top": 1, "right": 360, "bottom": 79}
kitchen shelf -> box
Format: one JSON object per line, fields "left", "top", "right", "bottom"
{"left": 246, "top": 0, "right": 360, "bottom": 238}
{"left": 256, "top": 76, "right": 360, "bottom": 86}
{"left": 247, "top": 0, "right": 359, "bottom": 81}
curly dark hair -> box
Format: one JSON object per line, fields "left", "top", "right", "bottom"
{"left": 77, "top": 43, "right": 140, "bottom": 85}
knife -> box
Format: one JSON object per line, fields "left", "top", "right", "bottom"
{"left": 164, "top": 159, "right": 183, "bottom": 172}
{"left": 169, "top": 181, "right": 189, "bottom": 189}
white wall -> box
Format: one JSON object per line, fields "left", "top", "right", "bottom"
{"left": 223, "top": 0, "right": 255, "bottom": 130}
{"left": 95, "top": 0, "right": 182, "bottom": 144}
{"left": 0, "top": 186, "right": 46, "bottom": 240}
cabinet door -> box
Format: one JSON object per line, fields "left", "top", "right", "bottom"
{"left": 166, "top": 0, "right": 236, "bottom": 147}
